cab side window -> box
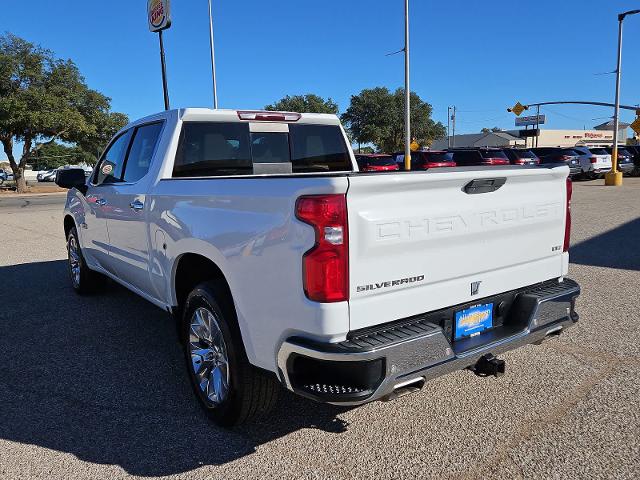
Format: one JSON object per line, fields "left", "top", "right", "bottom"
{"left": 94, "top": 130, "right": 133, "bottom": 185}
{"left": 123, "top": 123, "right": 163, "bottom": 183}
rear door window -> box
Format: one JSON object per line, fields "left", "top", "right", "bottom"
{"left": 123, "top": 122, "right": 164, "bottom": 183}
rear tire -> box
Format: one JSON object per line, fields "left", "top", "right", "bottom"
{"left": 66, "top": 226, "right": 104, "bottom": 294}
{"left": 182, "top": 281, "right": 278, "bottom": 427}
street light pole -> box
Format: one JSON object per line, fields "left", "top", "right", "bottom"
{"left": 208, "top": 0, "right": 219, "bottom": 109}
{"left": 403, "top": 0, "right": 411, "bottom": 171}
{"left": 606, "top": 9, "right": 640, "bottom": 186}
{"left": 447, "top": 106, "right": 451, "bottom": 148}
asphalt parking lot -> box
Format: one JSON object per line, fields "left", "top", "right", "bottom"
{"left": 1, "top": 179, "right": 639, "bottom": 480}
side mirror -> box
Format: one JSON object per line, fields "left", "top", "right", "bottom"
{"left": 56, "top": 169, "right": 88, "bottom": 194}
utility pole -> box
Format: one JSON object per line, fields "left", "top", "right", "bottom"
{"left": 451, "top": 106, "right": 456, "bottom": 148}
{"left": 208, "top": 0, "right": 219, "bottom": 109}
{"left": 535, "top": 104, "right": 540, "bottom": 147}
{"left": 606, "top": 9, "right": 639, "bottom": 186}
{"left": 403, "top": 0, "right": 411, "bottom": 171}
{"left": 447, "top": 106, "right": 451, "bottom": 148}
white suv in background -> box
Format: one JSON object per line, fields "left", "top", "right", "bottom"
{"left": 572, "top": 146, "right": 611, "bottom": 179}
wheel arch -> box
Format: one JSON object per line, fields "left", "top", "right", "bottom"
{"left": 64, "top": 214, "right": 76, "bottom": 238}
{"left": 172, "top": 252, "right": 235, "bottom": 316}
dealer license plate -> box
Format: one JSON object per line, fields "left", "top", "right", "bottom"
{"left": 454, "top": 303, "right": 494, "bottom": 340}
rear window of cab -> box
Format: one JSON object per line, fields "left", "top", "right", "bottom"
{"left": 172, "top": 122, "right": 353, "bottom": 177}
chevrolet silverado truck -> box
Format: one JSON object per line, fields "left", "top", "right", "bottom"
{"left": 56, "top": 108, "right": 580, "bottom": 426}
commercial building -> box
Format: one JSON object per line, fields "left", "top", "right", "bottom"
{"left": 432, "top": 120, "right": 631, "bottom": 150}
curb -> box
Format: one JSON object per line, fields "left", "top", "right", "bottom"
{"left": 0, "top": 191, "right": 67, "bottom": 199}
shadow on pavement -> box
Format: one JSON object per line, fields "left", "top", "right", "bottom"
{"left": 0, "top": 260, "right": 350, "bottom": 477}
{"left": 570, "top": 218, "right": 640, "bottom": 271}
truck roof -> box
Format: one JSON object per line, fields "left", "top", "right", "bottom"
{"left": 123, "top": 108, "right": 341, "bottom": 132}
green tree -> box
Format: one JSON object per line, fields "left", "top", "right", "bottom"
{"left": 31, "top": 142, "right": 94, "bottom": 170}
{"left": 0, "top": 33, "right": 128, "bottom": 192}
{"left": 341, "top": 87, "right": 446, "bottom": 153}
{"left": 265, "top": 94, "right": 339, "bottom": 114}
{"left": 481, "top": 127, "right": 504, "bottom": 133}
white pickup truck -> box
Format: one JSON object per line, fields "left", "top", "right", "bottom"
{"left": 56, "top": 108, "right": 580, "bottom": 426}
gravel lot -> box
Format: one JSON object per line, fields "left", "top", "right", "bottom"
{"left": 0, "top": 179, "right": 639, "bottom": 480}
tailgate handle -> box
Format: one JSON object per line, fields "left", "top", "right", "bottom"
{"left": 463, "top": 178, "right": 506, "bottom": 194}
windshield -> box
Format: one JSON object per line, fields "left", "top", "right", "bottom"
{"left": 480, "top": 150, "right": 508, "bottom": 159}
{"left": 514, "top": 150, "right": 537, "bottom": 159}
{"left": 423, "top": 152, "right": 454, "bottom": 162}
{"left": 362, "top": 155, "right": 396, "bottom": 166}
{"left": 590, "top": 148, "right": 608, "bottom": 155}
{"left": 562, "top": 149, "right": 580, "bottom": 157}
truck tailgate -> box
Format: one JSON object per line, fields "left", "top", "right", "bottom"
{"left": 346, "top": 166, "right": 569, "bottom": 331}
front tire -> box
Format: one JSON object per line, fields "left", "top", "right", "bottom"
{"left": 66, "top": 226, "right": 104, "bottom": 294}
{"left": 182, "top": 281, "right": 278, "bottom": 427}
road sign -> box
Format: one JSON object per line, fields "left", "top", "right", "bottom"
{"left": 510, "top": 102, "right": 527, "bottom": 116}
{"left": 410, "top": 140, "right": 420, "bottom": 151}
{"left": 630, "top": 117, "right": 640, "bottom": 135}
{"left": 148, "top": 0, "right": 171, "bottom": 32}
{"left": 515, "top": 115, "right": 546, "bottom": 127}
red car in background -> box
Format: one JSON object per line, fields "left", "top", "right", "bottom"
{"left": 355, "top": 154, "right": 400, "bottom": 172}
{"left": 393, "top": 150, "right": 457, "bottom": 170}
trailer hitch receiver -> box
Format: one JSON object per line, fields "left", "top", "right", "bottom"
{"left": 470, "top": 353, "right": 506, "bottom": 378}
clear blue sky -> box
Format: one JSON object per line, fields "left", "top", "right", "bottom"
{"left": 2, "top": 0, "right": 640, "bottom": 160}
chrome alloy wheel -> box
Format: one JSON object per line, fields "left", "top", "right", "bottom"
{"left": 189, "top": 307, "right": 230, "bottom": 406}
{"left": 68, "top": 234, "right": 81, "bottom": 288}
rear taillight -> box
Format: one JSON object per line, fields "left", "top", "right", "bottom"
{"left": 563, "top": 178, "right": 572, "bottom": 252}
{"left": 296, "top": 195, "right": 349, "bottom": 302}
{"left": 590, "top": 157, "right": 597, "bottom": 164}
{"left": 483, "top": 158, "right": 510, "bottom": 165}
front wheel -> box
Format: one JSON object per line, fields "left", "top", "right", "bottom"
{"left": 66, "top": 226, "right": 104, "bottom": 294}
{"left": 182, "top": 281, "right": 278, "bottom": 427}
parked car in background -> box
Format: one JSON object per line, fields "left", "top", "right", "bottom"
{"left": 448, "top": 148, "right": 510, "bottom": 166}
{"left": 624, "top": 145, "right": 640, "bottom": 176}
{"left": 502, "top": 148, "right": 540, "bottom": 166}
{"left": 530, "top": 147, "right": 582, "bottom": 177}
{"left": 604, "top": 147, "right": 635, "bottom": 175}
{"left": 572, "top": 146, "right": 611, "bottom": 179}
{"left": 355, "top": 154, "right": 399, "bottom": 172}
{"left": 37, "top": 169, "right": 58, "bottom": 182}
{"left": 0, "top": 168, "right": 14, "bottom": 184}
{"left": 393, "top": 150, "right": 456, "bottom": 170}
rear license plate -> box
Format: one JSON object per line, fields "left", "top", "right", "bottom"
{"left": 454, "top": 303, "right": 493, "bottom": 340}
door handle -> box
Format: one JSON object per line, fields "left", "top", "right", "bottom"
{"left": 96, "top": 198, "right": 107, "bottom": 206}
{"left": 130, "top": 200, "right": 144, "bottom": 211}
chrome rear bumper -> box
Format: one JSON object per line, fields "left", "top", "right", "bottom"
{"left": 276, "top": 278, "right": 580, "bottom": 405}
